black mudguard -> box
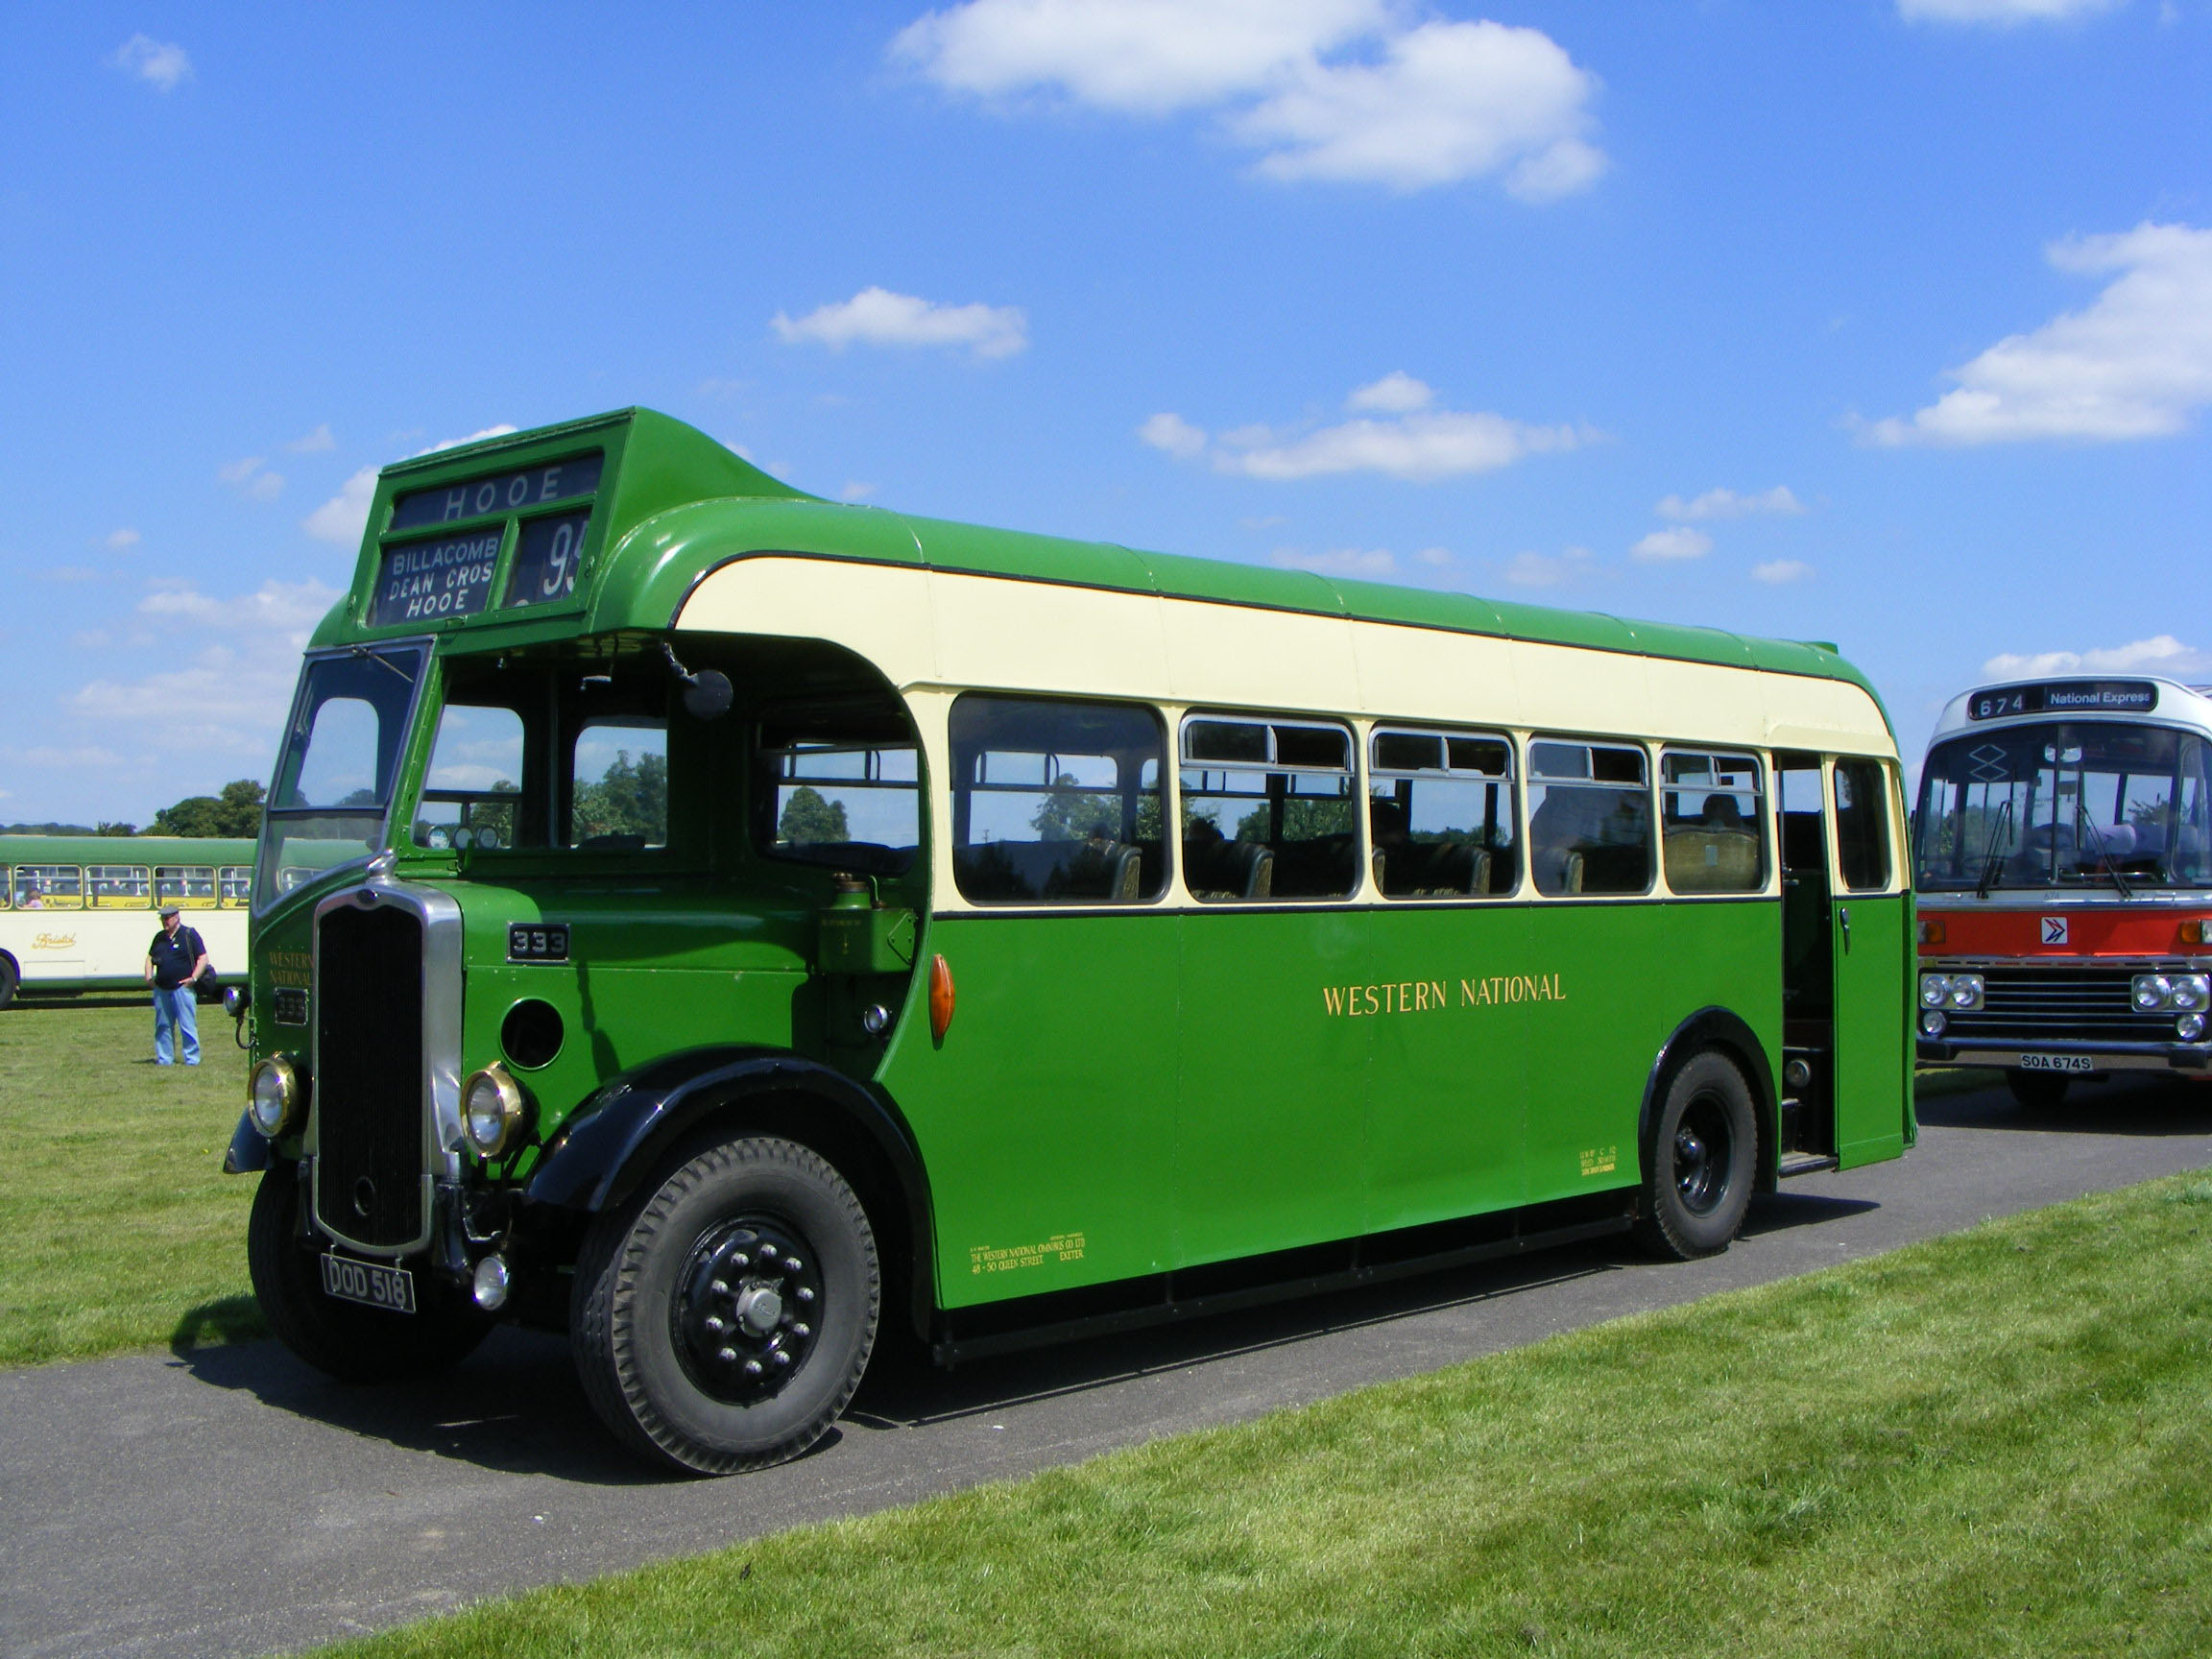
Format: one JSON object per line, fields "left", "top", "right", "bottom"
{"left": 523, "top": 1045, "right": 936, "bottom": 1334}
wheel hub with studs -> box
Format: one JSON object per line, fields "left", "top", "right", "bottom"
{"left": 673, "top": 1216, "right": 823, "bottom": 1402}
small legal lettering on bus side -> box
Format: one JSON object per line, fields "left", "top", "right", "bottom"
{"left": 969, "top": 1232, "right": 1088, "bottom": 1275}
{"left": 1579, "top": 1144, "right": 1619, "bottom": 1178}
{"left": 1320, "top": 973, "right": 1566, "bottom": 1017}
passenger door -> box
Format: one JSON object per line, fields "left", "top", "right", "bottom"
{"left": 1828, "top": 757, "right": 1911, "bottom": 1166}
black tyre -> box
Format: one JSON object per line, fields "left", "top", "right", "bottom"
{"left": 2005, "top": 1069, "right": 2070, "bottom": 1111}
{"left": 1633, "top": 1049, "right": 1759, "bottom": 1261}
{"left": 572, "top": 1137, "right": 879, "bottom": 1476}
{"left": 0, "top": 955, "right": 17, "bottom": 1010}
{"left": 246, "top": 1163, "right": 491, "bottom": 1382}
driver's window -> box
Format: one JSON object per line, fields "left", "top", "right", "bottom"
{"left": 569, "top": 717, "right": 668, "bottom": 850}
{"left": 414, "top": 704, "right": 526, "bottom": 851}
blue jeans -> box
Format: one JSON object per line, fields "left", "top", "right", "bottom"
{"left": 153, "top": 986, "right": 199, "bottom": 1066}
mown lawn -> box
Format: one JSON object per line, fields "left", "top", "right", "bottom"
{"left": 323, "top": 1172, "right": 2212, "bottom": 1659}
{"left": 0, "top": 996, "right": 262, "bottom": 1365}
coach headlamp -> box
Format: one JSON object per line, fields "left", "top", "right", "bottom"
{"left": 1919, "top": 1008, "right": 1947, "bottom": 1038}
{"left": 461, "top": 1065, "right": 530, "bottom": 1158}
{"left": 247, "top": 1056, "right": 302, "bottom": 1139}
{"left": 2170, "top": 974, "right": 2209, "bottom": 1012}
{"left": 1921, "top": 974, "right": 1983, "bottom": 1011}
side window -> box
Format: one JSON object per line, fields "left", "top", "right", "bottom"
{"left": 568, "top": 716, "right": 668, "bottom": 851}
{"left": 1834, "top": 758, "right": 1892, "bottom": 892}
{"left": 1369, "top": 729, "right": 1518, "bottom": 899}
{"left": 1182, "top": 716, "right": 1357, "bottom": 902}
{"left": 219, "top": 867, "right": 253, "bottom": 907}
{"left": 14, "top": 864, "right": 84, "bottom": 909}
{"left": 1661, "top": 751, "right": 1767, "bottom": 895}
{"left": 757, "top": 702, "right": 922, "bottom": 877}
{"left": 87, "top": 866, "right": 151, "bottom": 908}
{"left": 0, "top": 868, "right": 9, "bottom": 910}
{"left": 416, "top": 703, "right": 529, "bottom": 851}
{"left": 155, "top": 866, "right": 219, "bottom": 908}
{"left": 950, "top": 695, "right": 1166, "bottom": 903}
{"left": 1527, "top": 739, "right": 1652, "bottom": 897}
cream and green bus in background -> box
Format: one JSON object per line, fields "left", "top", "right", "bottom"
{"left": 227, "top": 409, "right": 1912, "bottom": 1474}
{"left": 0, "top": 834, "right": 252, "bottom": 1008}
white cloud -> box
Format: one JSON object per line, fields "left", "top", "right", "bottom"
{"left": 106, "top": 528, "right": 141, "bottom": 551}
{"left": 840, "top": 482, "right": 878, "bottom": 502}
{"left": 305, "top": 466, "right": 379, "bottom": 544}
{"left": 1897, "top": 0, "right": 2121, "bottom": 23}
{"left": 894, "top": 0, "right": 1383, "bottom": 113}
{"left": 1346, "top": 371, "right": 1433, "bottom": 414}
{"left": 1151, "top": 377, "right": 1587, "bottom": 481}
{"left": 1503, "top": 545, "right": 1592, "bottom": 588}
{"left": 1271, "top": 545, "right": 1397, "bottom": 576}
{"left": 772, "top": 286, "right": 1028, "bottom": 358}
{"left": 1983, "top": 635, "right": 2212, "bottom": 680}
{"left": 286, "top": 423, "right": 336, "bottom": 453}
{"left": 1414, "top": 545, "right": 1453, "bottom": 567}
{"left": 220, "top": 456, "right": 284, "bottom": 501}
{"left": 1751, "top": 559, "right": 1815, "bottom": 584}
{"left": 1224, "top": 410, "right": 1581, "bottom": 480}
{"left": 1866, "top": 222, "right": 2212, "bottom": 445}
{"left": 1233, "top": 19, "right": 1605, "bottom": 198}
{"left": 1657, "top": 486, "right": 1805, "bottom": 521}
{"left": 1139, "top": 412, "right": 1209, "bottom": 458}
{"left": 1630, "top": 527, "right": 1713, "bottom": 562}
{"left": 60, "top": 580, "right": 342, "bottom": 764}
{"left": 112, "top": 35, "right": 192, "bottom": 91}
{"left": 895, "top": 1, "right": 1603, "bottom": 197}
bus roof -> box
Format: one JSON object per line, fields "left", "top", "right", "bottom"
{"left": 1929, "top": 675, "right": 2212, "bottom": 743}
{"left": 319, "top": 406, "right": 1888, "bottom": 719}
{"left": 0, "top": 834, "right": 255, "bottom": 864}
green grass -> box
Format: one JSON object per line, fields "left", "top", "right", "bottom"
{"left": 0, "top": 996, "right": 262, "bottom": 1365}
{"left": 325, "top": 1174, "right": 2212, "bottom": 1659}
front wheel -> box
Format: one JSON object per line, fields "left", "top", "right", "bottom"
{"left": 247, "top": 1163, "right": 492, "bottom": 1382}
{"left": 1633, "top": 1050, "right": 1758, "bottom": 1261}
{"left": 572, "top": 1137, "right": 879, "bottom": 1476}
{"left": 2005, "top": 1069, "right": 2070, "bottom": 1111}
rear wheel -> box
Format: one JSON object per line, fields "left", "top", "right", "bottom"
{"left": 1633, "top": 1050, "right": 1758, "bottom": 1260}
{"left": 247, "top": 1164, "right": 491, "bottom": 1382}
{"left": 2005, "top": 1069, "right": 2070, "bottom": 1111}
{"left": 572, "top": 1137, "right": 878, "bottom": 1475}
{"left": 0, "top": 955, "right": 17, "bottom": 1010}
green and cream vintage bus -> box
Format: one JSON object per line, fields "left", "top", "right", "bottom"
{"left": 0, "top": 834, "right": 253, "bottom": 1007}
{"left": 227, "top": 409, "right": 1912, "bottom": 1474}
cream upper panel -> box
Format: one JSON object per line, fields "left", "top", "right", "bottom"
{"left": 675, "top": 555, "right": 1895, "bottom": 754}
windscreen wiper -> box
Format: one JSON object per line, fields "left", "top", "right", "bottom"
{"left": 2078, "top": 810, "right": 2133, "bottom": 900}
{"left": 1976, "top": 797, "right": 2014, "bottom": 899}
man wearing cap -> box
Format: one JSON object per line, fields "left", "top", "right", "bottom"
{"left": 144, "top": 904, "right": 209, "bottom": 1067}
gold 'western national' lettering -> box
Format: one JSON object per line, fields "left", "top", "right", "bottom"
{"left": 1320, "top": 972, "right": 1565, "bottom": 1017}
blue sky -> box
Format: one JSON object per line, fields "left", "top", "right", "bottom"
{"left": 3, "top": 1, "right": 2207, "bottom": 827}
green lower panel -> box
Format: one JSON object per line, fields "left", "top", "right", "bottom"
{"left": 1174, "top": 907, "right": 1370, "bottom": 1266}
{"left": 882, "top": 915, "right": 1180, "bottom": 1310}
{"left": 1361, "top": 907, "right": 1530, "bottom": 1232}
{"left": 468, "top": 964, "right": 807, "bottom": 1174}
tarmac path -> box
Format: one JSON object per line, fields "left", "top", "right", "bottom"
{"left": 5, "top": 1072, "right": 2209, "bottom": 1659}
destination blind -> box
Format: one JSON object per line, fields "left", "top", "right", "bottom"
{"left": 369, "top": 528, "right": 504, "bottom": 624}
{"left": 387, "top": 452, "right": 603, "bottom": 531}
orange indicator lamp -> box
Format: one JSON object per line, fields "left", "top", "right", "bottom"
{"left": 928, "top": 953, "right": 955, "bottom": 1043}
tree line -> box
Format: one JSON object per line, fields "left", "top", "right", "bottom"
{"left": 1, "top": 779, "right": 267, "bottom": 839}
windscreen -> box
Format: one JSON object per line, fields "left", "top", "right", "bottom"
{"left": 1915, "top": 721, "right": 2212, "bottom": 892}
{"left": 257, "top": 644, "right": 426, "bottom": 909}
